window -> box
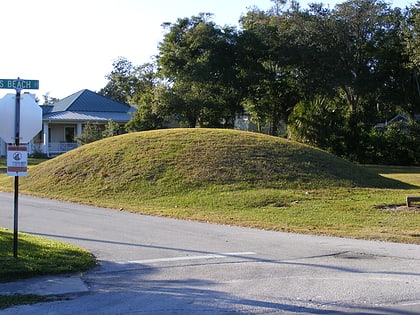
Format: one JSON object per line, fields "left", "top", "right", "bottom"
{"left": 65, "top": 127, "right": 75, "bottom": 143}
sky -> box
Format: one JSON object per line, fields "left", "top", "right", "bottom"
{"left": 0, "top": 0, "right": 414, "bottom": 101}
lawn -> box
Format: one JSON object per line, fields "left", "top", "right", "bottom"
{"left": 0, "top": 129, "right": 418, "bottom": 244}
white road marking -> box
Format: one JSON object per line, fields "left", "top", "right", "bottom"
{"left": 119, "top": 252, "right": 257, "bottom": 265}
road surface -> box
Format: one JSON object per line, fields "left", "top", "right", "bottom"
{"left": 0, "top": 192, "right": 419, "bottom": 314}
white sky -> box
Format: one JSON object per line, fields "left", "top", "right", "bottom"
{"left": 0, "top": 0, "right": 413, "bottom": 101}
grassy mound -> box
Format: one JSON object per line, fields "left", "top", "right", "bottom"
{"left": 20, "top": 129, "right": 402, "bottom": 199}
{"left": 1, "top": 129, "right": 419, "bottom": 243}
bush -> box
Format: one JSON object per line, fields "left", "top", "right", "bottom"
{"left": 75, "top": 122, "right": 102, "bottom": 145}
{"left": 364, "top": 121, "right": 420, "bottom": 165}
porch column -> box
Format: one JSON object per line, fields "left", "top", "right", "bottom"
{"left": 76, "top": 123, "right": 82, "bottom": 147}
{"left": 43, "top": 122, "right": 49, "bottom": 156}
{"left": 76, "top": 123, "right": 83, "bottom": 136}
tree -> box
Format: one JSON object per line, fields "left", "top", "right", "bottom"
{"left": 239, "top": 8, "right": 300, "bottom": 135}
{"left": 76, "top": 122, "right": 102, "bottom": 145}
{"left": 157, "top": 13, "right": 243, "bottom": 127}
{"left": 42, "top": 92, "right": 59, "bottom": 105}
{"left": 125, "top": 84, "right": 172, "bottom": 131}
{"left": 288, "top": 95, "right": 347, "bottom": 154}
{"left": 404, "top": 2, "right": 420, "bottom": 69}
{"left": 282, "top": 0, "right": 414, "bottom": 162}
{"left": 102, "top": 120, "right": 122, "bottom": 138}
{"left": 281, "top": 4, "right": 344, "bottom": 99}
{"left": 332, "top": 0, "right": 401, "bottom": 113}
{"left": 101, "top": 58, "right": 171, "bottom": 132}
{"left": 401, "top": 2, "right": 420, "bottom": 115}
{"left": 99, "top": 57, "right": 137, "bottom": 103}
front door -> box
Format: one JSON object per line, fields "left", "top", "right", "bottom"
{"left": 65, "top": 126, "right": 75, "bottom": 143}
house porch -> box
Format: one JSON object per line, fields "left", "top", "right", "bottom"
{"left": 41, "top": 122, "right": 83, "bottom": 156}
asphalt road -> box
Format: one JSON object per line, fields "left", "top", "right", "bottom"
{"left": 0, "top": 192, "right": 420, "bottom": 314}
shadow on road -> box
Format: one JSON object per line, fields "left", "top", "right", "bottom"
{"left": 21, "top": 232, "right": 420, "bottom": 314}
{"left": 79, "top": 260, "right": 419, "bottom": 315}
{"left": 28, "top": 231, "right": 420, "bottom": 278}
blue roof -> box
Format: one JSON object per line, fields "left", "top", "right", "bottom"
{"left": 50, "top": 89, "right": 132, "bottom": 113}
{"left": 43, "top": 89, "right": 135, "bottom": 123}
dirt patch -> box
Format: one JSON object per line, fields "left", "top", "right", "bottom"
{"left": 377, "top": 204, "right": 420, "bottom": 211}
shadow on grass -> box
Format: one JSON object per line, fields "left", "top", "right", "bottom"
{"left": 364, "top": 165, "right": 420, "bottom": 175}
{"left": 373, "top": 175, "right": 419, "bottom": 189}
{"left": 0, "top": 230, "right": 95, "bottom": 282}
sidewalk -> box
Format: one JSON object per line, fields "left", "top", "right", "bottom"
{"left": 0, "top": 274, "right": 88, "bottom": 297}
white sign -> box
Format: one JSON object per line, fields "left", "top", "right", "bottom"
{"left": 7, "top": 145, "right": 28, "bottom": 176}
{"left": 0, "top": 93, "right": 42, "bottom": 143}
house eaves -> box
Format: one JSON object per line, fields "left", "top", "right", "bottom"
{"left": 43, "top": 111, "right": 133, "bottom": 123}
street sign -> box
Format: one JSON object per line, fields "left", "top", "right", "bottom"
{"left": 0, "top": 93, "right": 42, "bottom": 143}
{"left": 0, "top": 79, "right": 39, "bottom": 90}
{"left": 0, "top": 77, "right": 40, "bottom": 258}
{"left": 7, "top": 145, "right": 28, "bottom": 176}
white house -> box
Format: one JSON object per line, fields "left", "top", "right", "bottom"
{"left": 1, "top": 89, "right": 135, "bottom": 157}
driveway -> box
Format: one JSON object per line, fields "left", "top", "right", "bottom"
{"left": 0, "top": 192, "right": 419, "bottom": 314}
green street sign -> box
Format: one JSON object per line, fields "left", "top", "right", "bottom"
{"left": 0, "top": 79, "right": 39, "bottom": 90}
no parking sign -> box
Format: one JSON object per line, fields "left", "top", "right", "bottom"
{"left": 7, "top": 145, "right": 28, "bottom": 176}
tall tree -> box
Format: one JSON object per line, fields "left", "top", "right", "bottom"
{"left": 283, "top": 4, "right": 343, "bottom": 99}
{"left": 158, "top": 13, "right": 242, "bottom": 127}
{"left": 42, "top": 92, "right": 59, "bottom": 105}
{"left": 332, "top": 0, "right": 400, "bottom": 113}
{"left": 99, "top": 57, "right": 137, "bottom": 103}
{"left": 406, "top": 2, "right": 420, "bottom": 68}
{"left": 239, "top": 8, "right": 300, "bottom": 135}
{"left": 401, "top": 2, "right": 420, "bottom": 115}
{"left": 125, "top": 84, "right": 172, "bottom": 131}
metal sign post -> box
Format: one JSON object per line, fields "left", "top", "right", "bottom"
{"left": 13, "top": 88, "right": 21, "bottom": 258}
{"left": 0, "top": 77, "right": 40, "bottom": 258}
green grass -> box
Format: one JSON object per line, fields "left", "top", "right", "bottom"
{"left": 0, "top": 294, "right": 51, "bottom": 310}
{"left": 0, "top": 228, "right": 96, "bottom": 282}
{"left": 0, "top": 228, "right": 95, "bottom": 309}
{"left": 0, "top": 128, "right": 419, "bottom": 245}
